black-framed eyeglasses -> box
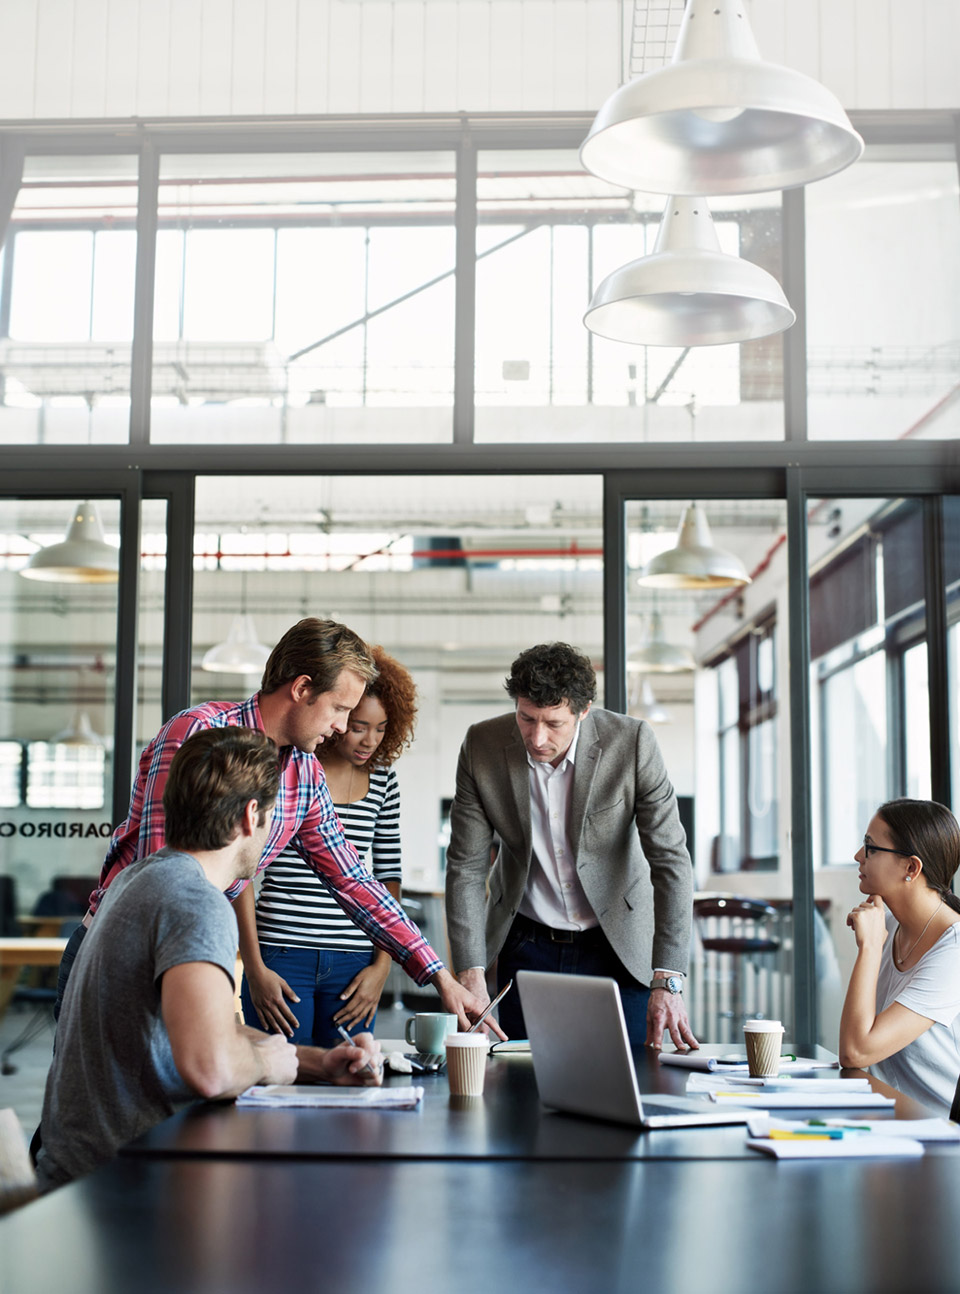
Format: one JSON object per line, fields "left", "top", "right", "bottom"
{"left": 861, "top": 838, "right": 915, "bottom": 859}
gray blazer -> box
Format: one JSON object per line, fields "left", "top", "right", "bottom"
{"left": 444, "top": 707, "right": 693, "bottom": 985}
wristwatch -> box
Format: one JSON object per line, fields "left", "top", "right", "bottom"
{"left": 650, "top": 974, "right": 684, "bottom": 995}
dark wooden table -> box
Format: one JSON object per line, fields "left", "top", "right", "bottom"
{"left": 6, "top": 1151, "right": 960, "bottom": 1294}
{"left": 122, "top": 1043, "right": 940, "bottom": 1164}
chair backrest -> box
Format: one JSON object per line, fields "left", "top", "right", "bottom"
{"left": 0, "top": 875, "right": 17, "bottom": 936}
{"left": 0, "top": 1108, "right": 38, "bottom": 1213}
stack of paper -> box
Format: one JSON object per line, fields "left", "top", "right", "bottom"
{"left": 659, "top": 1053, "right": 837, "bottom": 1075}
{"left": 744, "top": 1115, "right": 928, "bottom": 1158}
{"left": 237, "top": 1085, "right": 424, "bottom": 1109}
{"left": 685, "top": 1074, "right": 895, "bottom": 1109}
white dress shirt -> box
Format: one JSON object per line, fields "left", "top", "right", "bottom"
{"left": 517, "top": 723, "right": 599, "bottom": 931}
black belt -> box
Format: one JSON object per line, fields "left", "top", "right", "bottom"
{"left": 511, "top": 912, "right": 606, "bottom": 945}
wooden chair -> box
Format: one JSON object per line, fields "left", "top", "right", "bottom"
{"left": 0, "top": 1107, "right": 38, "bottom": 1213}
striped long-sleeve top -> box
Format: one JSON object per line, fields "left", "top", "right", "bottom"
{"left": 254, "top": 765, "right": 401, "bottom": 950}
{"left": 91, "top": 695, "right": 440, "bottom": 984}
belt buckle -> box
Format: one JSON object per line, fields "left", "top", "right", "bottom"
{"left": 550, "top": 928, "right": 576, "bottom": 944}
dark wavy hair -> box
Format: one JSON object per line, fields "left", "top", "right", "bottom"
{"left": 875, "top": 798, "right": 960, "bottom": 914}
{"left": 323, "top": 646, "right": 417, "bottom": 769}
{"left": 164, "top": 728, "right": 279, "bottom": 853}
{"left": 260, "top": 618, "right": 377, "bottom": 698}
{"left": 504, "top": 642, "right": 597, "bottom": 715}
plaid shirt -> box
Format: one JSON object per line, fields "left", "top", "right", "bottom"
{"left": 91, "top": 694, "right": 442, "bottom": 984}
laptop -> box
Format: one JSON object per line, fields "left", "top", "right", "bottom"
{"left": 517, "top": 970, "right": 753, "bottom": 1129}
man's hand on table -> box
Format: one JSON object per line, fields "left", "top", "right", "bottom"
{"left": 297, "top": 1032, "right": 384, "bottom": 1086}
{"left": 646, "top": 990, "right": 699, "bottom": 1051}
{"left": 434, "top": 967, "right": 508, "bottom": 1040}
{"left": 253, "top": 1031, "right": 301, "bottom": 1086}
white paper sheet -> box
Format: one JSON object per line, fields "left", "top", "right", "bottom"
{"left": 236, "top": 1085, "right": 424, "bottom": 1109}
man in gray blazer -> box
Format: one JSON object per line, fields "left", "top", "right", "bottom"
{"left": 445, "top": 642, "right": 698, "bottom": 1049}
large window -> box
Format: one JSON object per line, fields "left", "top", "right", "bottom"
{"left": 711, "top": 620, "right": 778, "bottom": 873}
{"left": 151, "top": 153, "right": 456, "bottom": 445}
{"left": 475, "top": 150, "right": 787, "bottom": 443}
{"left": 806, "top": 149, "right": 960, "bottom": 441}
{"left": 0, "top": 155, "right": 139, "bottom": 446}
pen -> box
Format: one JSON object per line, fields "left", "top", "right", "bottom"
{"left": 466, "top": 979, "right": 513, "bottom": 1034}
{"left": 335, "top": 1023, "right": 380, "bottom": 1076}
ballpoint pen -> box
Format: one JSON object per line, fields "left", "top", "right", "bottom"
{"left": 336, "top": 1023, "right": 381, "bottom": 1075}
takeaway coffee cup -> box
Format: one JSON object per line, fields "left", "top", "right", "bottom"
{"left": 743, "top": 1019, "right": 785, "bottom": 1077}
{"left": 445, "top": 1033, "right": 490, "bottom": 1097}
{"left": 404, "top": 1013, "right": 458, "bottom": 1054}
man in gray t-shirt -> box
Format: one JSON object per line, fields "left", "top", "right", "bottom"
{"left": 37, "top": 728, "right": 383, "bottom": 1191}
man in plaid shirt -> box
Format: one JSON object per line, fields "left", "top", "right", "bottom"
{"left": 56, "top": 618, "right": 493, "bottom": 1035}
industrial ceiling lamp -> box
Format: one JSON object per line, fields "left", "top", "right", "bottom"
{"left": 638, "top": 503, "right": 751, "bottom": 589}
{"left": 584, "top": 196, "right": 794, "bottom": 346}
{"left": 19, "top": 501, "right": 119, "bottom": 584}
{"left": 53, "top": 710, "right": 105, "bottom": 747}
{"left": 634, "top": 678, "right": 672, "bottom": 724}
{"left": 580, "top": 0, "right": 864, "bottom": 195}
{"left": 201, "top": 613, "right": 271, "bottom": 675}
{"left": 627, "top": 611, "right": 696, "bottom": 673}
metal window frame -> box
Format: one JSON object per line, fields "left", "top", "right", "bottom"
{"left": 0, "top": 110, "right": 958, "bottom": 1048}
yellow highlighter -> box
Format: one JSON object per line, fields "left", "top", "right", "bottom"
{"left": 768, "top": 1130, "right": 834, "bottom": 1141}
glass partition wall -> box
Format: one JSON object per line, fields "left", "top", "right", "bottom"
{"left": 0, "top": 498, "right": 121, "bottom": 913}
{"left": 624, "top": 497, "right": 792, "bottom": 1040}
{"left": 2, "top": 114, "right": 959, "bottom": 1047}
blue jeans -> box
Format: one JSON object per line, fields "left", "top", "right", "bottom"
{"left": 240, "top": 945, "right": 378, "bottom": 1048}
{"left": 496, "top": 916, "right": 650, "bottom": 1048}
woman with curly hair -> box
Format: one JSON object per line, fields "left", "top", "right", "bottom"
{"left": 241, "top": 647, "right": 417, "bottom": 1047}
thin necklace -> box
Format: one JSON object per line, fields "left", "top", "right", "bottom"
{"left": 894, "top": 899, "right": 944, "bottom": 967}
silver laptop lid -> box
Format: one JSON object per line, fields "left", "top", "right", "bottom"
{"left": 517, "top": 970, "right": 645, "bottom": 1126}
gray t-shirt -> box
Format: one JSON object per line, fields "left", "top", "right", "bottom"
{"left": 36, "top": 848, "right": 238, "bottom": 1190}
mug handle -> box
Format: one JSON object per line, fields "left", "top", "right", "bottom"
{"left": 404, "top": 1017, "right": 416, "bottom": 1046}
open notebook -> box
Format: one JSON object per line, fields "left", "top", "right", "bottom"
{"left": 517, "top": 970, "right": 753, "bottom": 1129}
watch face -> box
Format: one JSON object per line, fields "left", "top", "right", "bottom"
{"left": 665, "top": 976, "right": 682, "bottom": 994}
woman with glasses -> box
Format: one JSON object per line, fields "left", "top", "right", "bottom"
{"left": 240, "top": 646, "right": 417, "bottom": 1047}
{"left": 840, "top": 798, "right": 960, "bottom": 1113}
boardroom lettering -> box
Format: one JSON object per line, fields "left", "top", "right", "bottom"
{"left": 0, "top": 821, "right": 113, "bottom": 839}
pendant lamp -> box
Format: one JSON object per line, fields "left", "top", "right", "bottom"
{"left": 19, "top": 501, "right": 119, "bottom": 584}
{"left": 580, "top": 0, "right": 863, "bottom": 196}
{"left": 584, "top": 197, "right": 794, "bottom": 346}
{"left": 638, "top": 504, "right": 751, "bottom": 589}
{"left": 627, "top": 611, "right": 696, "bottom": 673}
{"left": 53, "top": 710, "right": 104, "bottom": 747}
{"left": 202, "top": 613, "right": 271, "bottom": 675}
{"left": 634, "top": 678, "right": 672, "bottom": 724}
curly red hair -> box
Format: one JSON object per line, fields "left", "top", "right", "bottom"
{"left": 324, "top": 645, "right": 417, "bottom": 768}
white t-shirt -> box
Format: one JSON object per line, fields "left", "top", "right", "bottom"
{"left": 871, "top": 915, "right": 960, "bottom": 1115}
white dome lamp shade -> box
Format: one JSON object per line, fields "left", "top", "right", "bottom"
{"left": 20, "top": 501, "right": 119, "bottom": 584}
{"left": 638, "top": 504, "right": 752, "bottom": 590}
{"left": 580, "top": 0, "right": 864, "bottom": 196}
{"left": 201, "top": 613, "right": 272, "bottom": 675}
{"left": 627, "top": 612, "right": 696, "bottom": 673}
{"left": 636, "top": 679, "right": 672, "bottom": 724}
{"left": 53, "top": 710, "right": 105, "bottom": 747}
{"left": 584, "top": 197, "right": 795, "bottom": 347}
